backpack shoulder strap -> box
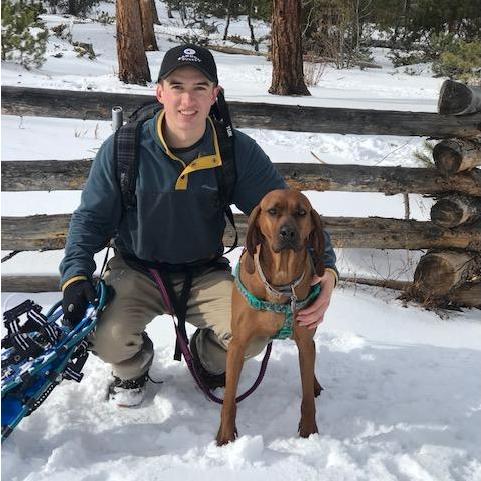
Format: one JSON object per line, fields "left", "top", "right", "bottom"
{"left": 211, "top": 89, "right": 236, "bottom": 206}
{"left": 114, "top": 101, "right": 162, "bottom": 210}
{"left": 211, "top": 89, "right": 238, "bottom": 253}
{"left": 213, "top": 120, "right": 236, "bottom": 207}
{"left": 114, "top": 120, "right": 144, "bottom": 210}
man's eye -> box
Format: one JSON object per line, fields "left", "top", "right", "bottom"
{"left": 268, "top": 208, "right": 277, "bottom": 215}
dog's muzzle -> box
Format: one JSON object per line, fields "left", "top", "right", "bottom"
{"left": 277, "top": 224, "right": 300, "bottom": 250}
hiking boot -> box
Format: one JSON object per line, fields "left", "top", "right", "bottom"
{"left": 190, "top": 329, "right": 226, "bottom": 389}
{"left": 107, "top": 373, "right": 148, "bottom": 407}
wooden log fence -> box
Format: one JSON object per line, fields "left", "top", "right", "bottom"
{"left": 3, "top": 83, "right": 481, "bottom": 307}
{"left": 2, "top": 86, "right": 481, "bottom": 139}
{"left": 413, "top": 80, "right": 481, "bottom": 306}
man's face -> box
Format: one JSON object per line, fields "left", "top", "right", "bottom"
{"left": 156, "top": 66, "right": 220, "bottom": 136}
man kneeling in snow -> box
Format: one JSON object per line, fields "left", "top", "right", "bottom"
{"left": 59, "top": 43, "right": 338, "bottom": 407}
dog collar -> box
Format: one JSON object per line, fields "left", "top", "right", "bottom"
{"left": 234, "top": 262, "right": 321, "bottom": 340}
{"left": 253, "top": 248, "right": 306, "bottom": 303}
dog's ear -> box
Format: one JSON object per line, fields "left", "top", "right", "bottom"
{"left": 243, "top": 250, "right": 256, "bottom": 274}
{"left": 308, "top": 209, "right": 325, "bottom": 277}
{"left": 245, "top": 205, "right": 261, "bottom": 274}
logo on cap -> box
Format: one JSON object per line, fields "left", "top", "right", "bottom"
{"left": 178, "top": 48, "right": 201, "bottom": 63}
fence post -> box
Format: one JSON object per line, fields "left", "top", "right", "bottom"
{"left": 112, "top": 106, "right": 123, "bottom": 132}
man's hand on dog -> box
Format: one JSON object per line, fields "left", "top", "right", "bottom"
{"left": 296, "top": 270, "right": 336, "bottom": 329}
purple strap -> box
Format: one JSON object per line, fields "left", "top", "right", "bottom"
{"left": 149, "top": 268, "right": 272, "bottom": 404}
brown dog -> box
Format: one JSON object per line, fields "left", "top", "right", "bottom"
{"left": 216, "top": 189, "right": 325, "bottom": 446}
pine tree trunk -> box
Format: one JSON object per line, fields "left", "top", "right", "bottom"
{"left": 139, "top": 0, "right": 158, "bottom": 51}
{"left": 151, "top": 0, "right": 160, "bottom": 24}
{"left": 223, "top": 0, "right": 231, "bottom": 40}
{"left": 247, "top": 0, "right": 258, "bottom": 52}
{"left": 180, "top": 2, "right": 187, "bottom": 24}
{"left": 117, "top": 0, "right": 152, "bottom": 85}
{"left": 269, "top": 0, "right": 310, "bottom": 96}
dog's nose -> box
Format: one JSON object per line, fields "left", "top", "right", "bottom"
{"left": 279, "top": 224, "right": 296, "bottom": 241}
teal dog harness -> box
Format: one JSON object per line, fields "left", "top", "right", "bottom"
{"left": 234, "top": 262, "right": 321, "bottom": 340}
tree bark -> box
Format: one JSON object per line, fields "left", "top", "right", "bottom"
{"left": 447, "top": 282, "right": 481, "bottom": 308}
{"left": 151, "top": 0, "right": 160, "bottom": 24}
{"left": 431, "top": 194, "right": 481, "bottom": 228}
{"left": 269, "top": 0, "right": 310, "bottom": 96}
{"left": 433, "top": 139, "right": 481, "bottom": 175}
{"left": 438, "top": 79, "right": 481, "bottom": 116}
{"left": 139, "top": 0, "right": 158, "bottom": 51}
{"left": 116, "top": 0, "right": 151, "bottom": 85}
{"left": 414, "top": 250, "right": 481, "bottom": 296}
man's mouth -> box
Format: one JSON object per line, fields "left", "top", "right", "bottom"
{"left": 179, "top": 110, "right": 197, "bottom": 118}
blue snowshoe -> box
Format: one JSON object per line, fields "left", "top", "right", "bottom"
{"left": 1, "top": 281, "right": 108, "bottom": 442}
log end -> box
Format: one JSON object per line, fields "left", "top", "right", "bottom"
{"left": 430, "top": 198, "right": 464, "bottom": 228}
{"left": 438, "top": 79, "right": 472, "bottom": 115}
{"left": 414, "top": 254, "right": 457, "bottom": 296}
{"left": 433, "top": 142, "right": 462, "bottom": 176}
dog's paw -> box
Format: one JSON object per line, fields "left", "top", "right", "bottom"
{"left": 298, "top": 420, "right": 318, "bottom": 438}
{"left": 314, "top": 377, "right": 324, "bottom": 398}
{"left": 216, "top": 425, "right": 238, "bottom": 446}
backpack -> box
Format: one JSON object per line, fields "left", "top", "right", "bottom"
{"left": 113, "top": 89, "right": 238, "bottom": 252}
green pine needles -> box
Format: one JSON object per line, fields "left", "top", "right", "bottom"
{"left": 1, "top": 0, "right": 48, "bottom": 69}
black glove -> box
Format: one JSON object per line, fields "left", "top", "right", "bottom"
{"left": 62, "top": 279, "right": 97, "bottom": 329}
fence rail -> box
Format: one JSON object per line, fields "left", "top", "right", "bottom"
{"left": 3, "top": 160, "right": 481, "bottom": 196}
{"left": 2, "top": 213, "right": 481, "bottom": 252}
{"left": 2, "top": 86, "right": 481, "bottom": 138}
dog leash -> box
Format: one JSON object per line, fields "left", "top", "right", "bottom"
{"left": 149, "top": 268, "right": 272, "bottom": 404}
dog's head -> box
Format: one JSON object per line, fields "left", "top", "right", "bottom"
{"left": 245, "top": 189, "right": 325, "bottom": 276}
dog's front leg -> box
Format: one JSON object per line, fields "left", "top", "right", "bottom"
{"left": 295, "top": 331, "right": 319, "bottom": 438}
{"left": 216, "top": 336, "right": 247, "bottom": 446}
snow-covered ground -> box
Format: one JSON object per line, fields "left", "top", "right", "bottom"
{"left": 1, "top": 2, "right": 480, "bottom": 480}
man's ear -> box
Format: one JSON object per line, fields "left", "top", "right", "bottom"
{"left": 156, "top": 83, "right": 164, "bottom": 104}
{"left": 212, "top": 84, "right": 221, "bottom": 105}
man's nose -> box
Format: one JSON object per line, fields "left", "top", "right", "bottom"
{"left": 180, "top": 91, "right": 195, "bottom": 105}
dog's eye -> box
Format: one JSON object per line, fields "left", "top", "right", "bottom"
{"left": 297, "top": 209, "right": 307, "bottom": 216}
{"left": 268, "top": 208, "right": 277, "bottom": 215}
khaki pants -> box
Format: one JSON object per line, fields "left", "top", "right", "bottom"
{"left": 89, "top": 255, "right": 269, "bottom": 380}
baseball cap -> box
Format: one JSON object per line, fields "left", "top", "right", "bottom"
{"left": 158, "top": 44, "right": 218, "bottom": 84}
